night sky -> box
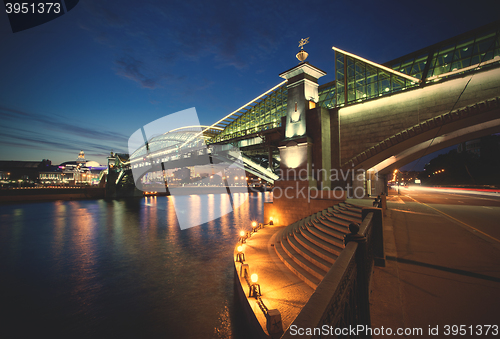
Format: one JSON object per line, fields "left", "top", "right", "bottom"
{"left": 1, "top": 0, "right": 499, "bottom": 168}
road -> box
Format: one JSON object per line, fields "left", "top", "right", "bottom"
{"left": 367, "top": 186, "right": 500, "bottom": 338}
{"left": 388, "top": 186, "right": 500, "bottom": 245}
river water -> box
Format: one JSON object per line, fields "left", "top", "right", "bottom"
{"left": 0, "top": 192, "right": 269, "bottom": 338}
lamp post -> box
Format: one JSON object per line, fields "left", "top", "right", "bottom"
{"left": 239, "top": 230, "right": 247, "bottom": 243}
{"left": 251, "top": 221, "right": 257, "bottom": 233}
{"left": 235, "top": 245, "right": 245, "bottom": 263}
{"left": 249, "top": 273, "right": 261, "bottom": 298}
{"left": 269, "top": 216, "right": 274, "bottom": 225}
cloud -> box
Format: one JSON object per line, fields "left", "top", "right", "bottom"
{"left": 78, "top": 0, "right": 292, "bottom": 82}
{"left": 114, "top": 56, "right": 164, "bottom": 89}
{"left": 0, "top": 106, "right": 129, "bottom": 143}
{"left": 0, "top": 106, "right": 128, "bottom": 161}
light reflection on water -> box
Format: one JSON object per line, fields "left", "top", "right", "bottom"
{"left": 0, "top": 192, "right": 271, "bottom": 338}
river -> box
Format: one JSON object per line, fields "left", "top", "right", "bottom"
{"left": 0, "top": 192, "right": 269, "bottom": 338}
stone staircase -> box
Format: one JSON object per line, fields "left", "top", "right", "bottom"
{"left": 274, "top": 202, "right": 363, "bottom": 289}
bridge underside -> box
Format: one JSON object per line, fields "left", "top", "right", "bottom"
{"left": 351, "top": 97, "right": 500, "bottom": 175}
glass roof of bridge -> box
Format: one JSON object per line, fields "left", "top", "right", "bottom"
{"left": 130, "top": 126, "right": 220, "bottom": 160}
{"left": 335, "top": 21, "right": 500, "bottom": 106}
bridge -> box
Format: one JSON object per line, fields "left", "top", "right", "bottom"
{"left": 110, "top": 21, "right": 500, "bottom": 202}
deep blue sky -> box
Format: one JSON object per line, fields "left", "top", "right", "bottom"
{"left": 1, "top": 0, "right": 499, "bottom": 168}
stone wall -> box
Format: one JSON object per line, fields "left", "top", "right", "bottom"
{"left": 263, "top": 180, "right": 344, "bottom": 226}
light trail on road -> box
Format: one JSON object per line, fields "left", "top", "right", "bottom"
{"left": 403, "top": 194, "right": 500, "bottom": 244}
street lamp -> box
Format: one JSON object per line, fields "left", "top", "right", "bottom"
{"left": 239, "top": 230, "right": 247, "bottom": 243}
{"left": 235, "top": 245, "right": 245, "bottom": 263}
{"left": 249, "top": 273, "right": 261, "bottom": 298}
{"left": 251, "top": 221, "right": 257, "bottom": 233}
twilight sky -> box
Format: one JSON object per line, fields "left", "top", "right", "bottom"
{"left": 1, "top": 0, "right": 499, "bottom": 168}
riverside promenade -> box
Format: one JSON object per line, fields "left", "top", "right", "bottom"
{"left": 235, "top": 189, "right": 500, "bottom": 338}
{"left": 234, "top": 225, "right": 314, "bottom": 338}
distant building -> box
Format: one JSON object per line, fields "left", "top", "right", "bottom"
{"left": 457, "top": 135, "right": 500, "bottom": 158}
{"left": 457, "top": 139, "right": 481, "bottom": 156}
{"left": 0, "top": 151, "right": 106, "bottom": 187}
{"left": 58, "top": 151, "right": 106, "bottom": 185}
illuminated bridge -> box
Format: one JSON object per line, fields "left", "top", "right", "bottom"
{"left": 113, "top": 21, "right": 500, "bottom": 196}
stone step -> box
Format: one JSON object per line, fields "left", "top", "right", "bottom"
{"left": 327, "top": 210, "right": 361, "bottom": 224}
{"left": 280, "top": 236, "right": 327, "bottom": 281}
{"left": 294, "top": 231, "right": 337, "bottom": 265}
{"left": 285, "top": 221, "right": 300, "bottom": 237}
{"left": 287, "top": 233, "right": 332, "bottom": 272}
{"left": 319, "top": 216, "right": 350, "bottom": 233}
{"left": 336, "top": 207, "right": 362, "bottom": 219}
{"left": 301, "top": 228, "right": 343, "bottom": 256}
{"left": 311, "top": 219, "right": 347, "bottom": 241}
{"left": 343, "top": 202, "right": 363, "bottom": 210}
{"left": 274, "top": 240, "right": 320, "bottom": 289}
{"left": 308, "top": 225, "right": 345, "bottom": 248}
{"left": 339, "top": 202, "right": 364, "bottom": 214}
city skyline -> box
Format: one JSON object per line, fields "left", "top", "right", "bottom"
{"left": 1, "top": 0, "right": 499, "bottom": 168}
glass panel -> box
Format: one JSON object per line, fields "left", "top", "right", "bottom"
{"left": 378, "top": 71, "right": 390, "bottom": 95}
{"left": 336, "top": 81, "right": 345, "bottom": 105}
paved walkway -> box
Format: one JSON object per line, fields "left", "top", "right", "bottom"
{"left": 357, "top": 191, "right": 500, "bottom": 338}
{"left": 234, "top": 225, "right": 314, "bottom": 337}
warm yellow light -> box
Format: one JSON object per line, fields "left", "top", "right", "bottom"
{"left": 269, "top": 216, "right": 273, "bottom": 221}
{"left": 235, "top": 176, "right": 238, "bottom": 180}
{"left": 251, "top": 273, "right": 258, "bottom": 283}
{"left": 246, "top": 177, "right": 248, "bottom": 180}
{"left": 252, "top": 221, "right": 257, "bottom": 228}
{"left": 239, "top": 230, "right": 245, "bottom": 237}
{"left": 241, "top": 176, "right": 244, "bottom": 180}
{"left": 237, "top": 245, "right": 243, "bottom": 253}
{"left": 331, "top": 46, "right": 421, "bottom": 84}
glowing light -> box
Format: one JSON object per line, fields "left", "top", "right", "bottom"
{"left": 251, "top": 273, "right": 258, "bottom": 283}
{"left": 252, "top": 221, "right": 257, "bottom": 228}
{"left": 239, "top": 230, "right": 246, "bottom": 237}
{"left": 270, "top": 217, "right": 273, "bottom": 221}
{"left": 237, "top": 245, "right": 243, "bottom": 253}
{"left": 331, "top": 46, "right": 421, "bottom": 83}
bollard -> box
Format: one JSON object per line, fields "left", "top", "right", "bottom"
{"left": 240, "top": 263, "right": 250, "bottom": 278}
{"left": 266, "top": 309, "right": 284, "bottom": 338}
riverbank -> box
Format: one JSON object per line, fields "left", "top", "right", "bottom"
{"left": 0, "top": 187, "right": 106, "bottom": 203}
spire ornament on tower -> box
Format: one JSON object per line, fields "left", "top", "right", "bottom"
{"left": 296, "top": 37, "right": 309, "bottom": 62}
